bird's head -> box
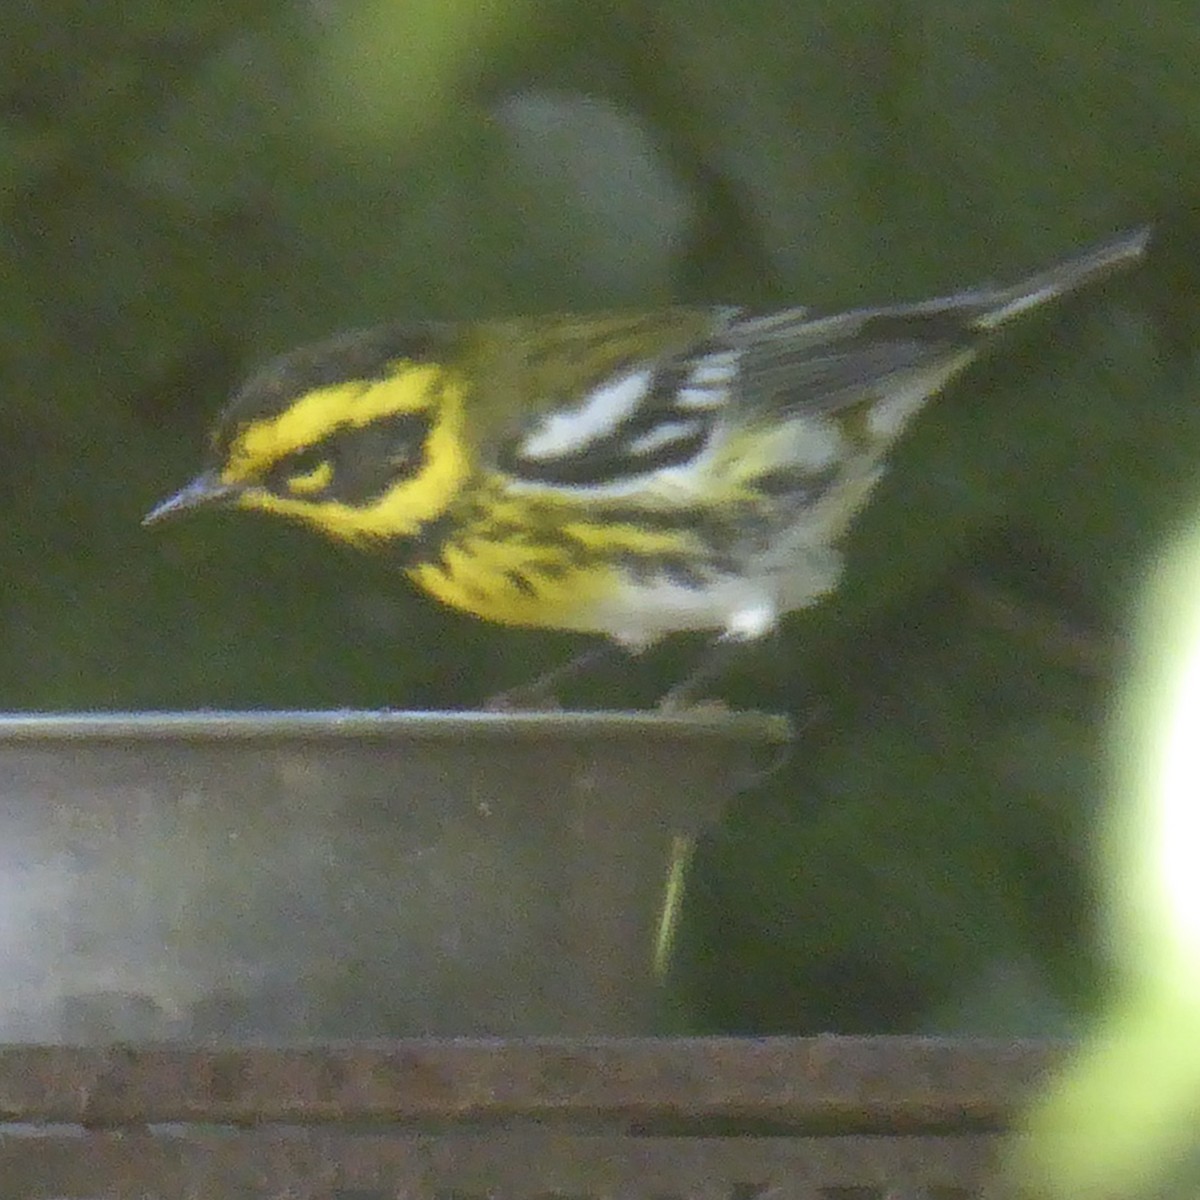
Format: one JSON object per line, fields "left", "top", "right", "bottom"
{"left": 145, "top": 326, "right": 469, "bottom": 545}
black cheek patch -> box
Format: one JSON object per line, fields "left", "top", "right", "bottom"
{"left": 325, "top": 411, "right": 435, "bottom": 505}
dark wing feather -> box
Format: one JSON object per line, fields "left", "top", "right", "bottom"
{"left": 725, "top": 307, "right": 978, "bottom": 417}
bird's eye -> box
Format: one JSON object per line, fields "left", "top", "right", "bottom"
{"left": 277, "top": 447, "right": 334, "bottom": 496}
{"left": 287, "top": 460, "right": 333, "bottom": 496}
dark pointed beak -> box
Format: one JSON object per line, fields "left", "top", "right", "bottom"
{"left": 143, "top": 471, "right": 241, "bottom": 526}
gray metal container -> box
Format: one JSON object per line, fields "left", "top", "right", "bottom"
{"left": 0, "top": 711, "right": 788, "bottom": 1040}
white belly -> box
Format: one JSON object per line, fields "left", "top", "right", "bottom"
{"left": 579, "top": 541, "right": 844, "bottom": 650}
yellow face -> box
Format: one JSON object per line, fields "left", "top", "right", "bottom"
{"left": 206, "top": 361, "right": 471, "bottom": 545}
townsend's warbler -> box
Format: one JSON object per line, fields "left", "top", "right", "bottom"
{"left": 146, "top": 227, "right": 1148, "bottom": 700}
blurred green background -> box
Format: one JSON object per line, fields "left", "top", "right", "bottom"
{"left": 5, "top": 0, "right": 1200, "bottom": 1035}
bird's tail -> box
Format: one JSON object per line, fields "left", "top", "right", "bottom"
{"left": 974, "top": 225, "right": 1152, "bottom": 331}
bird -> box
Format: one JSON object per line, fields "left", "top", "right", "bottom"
{"left": 145, "top": 225, "right": 1149, "bottom": 706}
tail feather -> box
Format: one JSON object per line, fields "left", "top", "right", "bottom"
{"left": 975, "top": 225, "right": 1151, "bottom": 331}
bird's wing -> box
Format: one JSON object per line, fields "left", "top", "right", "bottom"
{"left": 491, "top": 305, "right": 974, "bottom": 494}
{"left": 490, "top": 225, "right": 1149, "bottom": 493}
{"left": 726, "top": 306, "right": 977, "bottom": 418}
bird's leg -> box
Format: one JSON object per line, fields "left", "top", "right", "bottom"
{"left": 484, "top": 643, "right": 620, "bottom": 710}
{"left": 656, "top": 638, "right": 743, "bottom": 711}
